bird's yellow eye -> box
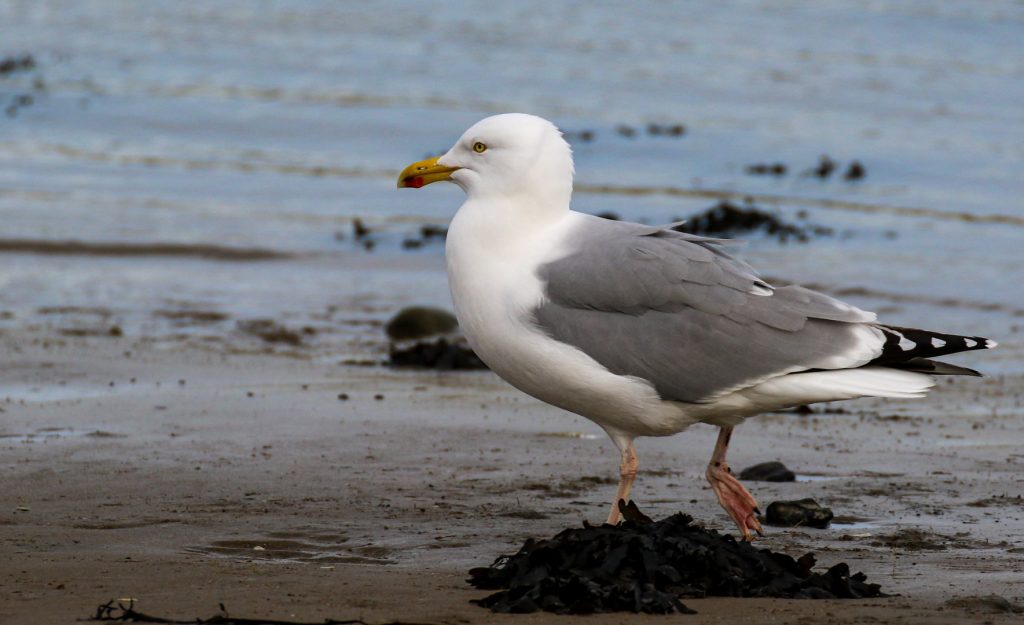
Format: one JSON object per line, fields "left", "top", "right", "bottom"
{"left": 472, "top": 142, "right": 487, "bottom": 153}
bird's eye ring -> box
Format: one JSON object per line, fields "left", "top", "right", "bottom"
{"left": 472, "top": 142, "right": 487, "bottom": 153}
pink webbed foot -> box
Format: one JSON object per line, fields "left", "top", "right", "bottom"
{"left": 706, "top": 462, "right": 764, "bottom": 541}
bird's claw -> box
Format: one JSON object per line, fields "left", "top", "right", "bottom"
{"left": 707, "top": 462, "right": 764, "bottom": 541}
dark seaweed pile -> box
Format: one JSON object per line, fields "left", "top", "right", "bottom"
{"left": 469, "top": 512, "right": 882, "bottom": 614}
{"left": 673, "top": 200, "right": 832, "bottom": 242}
{"left": 0, "top": 54, "right": 35, "bottom": 76}
{"left": 388, "top": 337, "right": 487, "bottom": 370}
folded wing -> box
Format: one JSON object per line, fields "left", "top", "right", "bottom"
{"left": 533, "top": 216, "right": 911, "bottom": 403}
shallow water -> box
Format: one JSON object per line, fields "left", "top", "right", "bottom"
{"left": 1, "top": 0, "right": 1022, "bottom": 368}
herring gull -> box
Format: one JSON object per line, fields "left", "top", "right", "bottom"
{"left": 397, "top": 113, "right": 995, "bottom": 540}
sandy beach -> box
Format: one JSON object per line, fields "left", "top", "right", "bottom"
{"left": 2, "top": 329, "right": 1022, "bottom": 624}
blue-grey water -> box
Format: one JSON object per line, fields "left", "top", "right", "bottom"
{"left": 1, "top": 0, "right": 1022, "bottom": 370}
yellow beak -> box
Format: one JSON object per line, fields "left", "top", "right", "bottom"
{"left": 397, "top": 156, "right": 460, "bottom": 188}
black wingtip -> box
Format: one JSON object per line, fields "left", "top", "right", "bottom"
{"left": 871, "top": 325, "right": 995, "bottom": 374}
{"left": 887, "top": 357, "right": 983, "bottom": 377}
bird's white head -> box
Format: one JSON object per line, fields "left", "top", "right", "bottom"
{"left": 398, "top": 113, "right": 574, "bottom": 208}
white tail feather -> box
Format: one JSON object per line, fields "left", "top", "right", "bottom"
{"left": 744, "top": 366, "right": 935, "bottom": 409}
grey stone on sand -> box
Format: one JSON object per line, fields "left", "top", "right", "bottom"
{"left": 765, "top": 498, "right": 834, "bottom": 529}
{"left": 739, "top": 461, "right": 796, "bottom": 482}
{"left": 385, "top": 306, "right": 458, "bottom": 341}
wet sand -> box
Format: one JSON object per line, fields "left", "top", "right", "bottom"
{"left": 2, "top": 332, "right": 1022, "bottom": 624}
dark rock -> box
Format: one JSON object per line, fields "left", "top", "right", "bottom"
{"left": 745, "top": 162, "right": 787, "bottom": 176}
{"left": 384, "top": 306, "right": 458, "bottom": 341}
{"left": 0, "top": 54, "right": 35, "bottom": 76}
{"left": 739, "top": 461, "right": 796, "bottom": 482}
{"left": 385, "top": 307, "right": 485, "bottom": 369}
{"left": 388, "top": 337, "right": 487, "bottom": 370}
{"left": 615, "top": 124, "right": 637, "bottom": 138}
{"left": 765, "top": 498, "right": 833, "bottom": 528}
{"left": 564, "top": 129, "right": 596, "bottom": 143}
{"left": 844, "top": 160, "right": 866, "bottom": 181}
{"left": 643, "top": 123, "right": 686, "bottom": 137}
{"left": 400, "top": 224, "right": 447, "bottom": 250}
{"left": 469, "top": 511, "right": 882, "bottom": 614}
{"left": 420, "top": 224, "right": 447, "bottom": 239}
{"left": 810, "top": 155, "right": 836, "bottom": 179}
{"left": 352, "top": 218, "right": 371, "bottom": 239}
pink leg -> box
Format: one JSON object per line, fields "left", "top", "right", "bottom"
{"left": 605, "top": 440, "right": 638, "bottom": 525}
{"left": 706, "top": 426, "right": 763, "bottom": 541}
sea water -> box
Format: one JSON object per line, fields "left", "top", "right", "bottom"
{"left": 0, "top": 0, "right": 1021, "bottom": 368}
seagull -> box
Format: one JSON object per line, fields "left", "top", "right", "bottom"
{"left": 397, "top": 113, "right": 995, "bottom": 540}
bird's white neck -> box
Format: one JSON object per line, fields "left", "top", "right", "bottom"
{"left": 460, "top": 172, "right": 572, "bottom": 216}
{"left": 448, "top": 195, "right": 571, "bottom": 253}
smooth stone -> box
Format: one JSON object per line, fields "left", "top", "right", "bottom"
{"left": 765, "top": 498, "right": 834, "bottom": 529}
{"left": 739, "top": 461, "right": 796, "bottom": 482}
{"left": 385, "top": 306, "right": 458, "bottom": 341}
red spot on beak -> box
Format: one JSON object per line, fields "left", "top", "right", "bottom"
{"left": 409, "top": 176, "right": 425, "bottom": 188}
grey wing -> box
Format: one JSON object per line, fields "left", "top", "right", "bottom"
{"left": 533, "top": 216, "right": 883, "bottom": 403}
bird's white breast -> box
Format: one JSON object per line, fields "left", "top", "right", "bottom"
{"left": 444, "top": 206, "right": 694, "bottom": 437}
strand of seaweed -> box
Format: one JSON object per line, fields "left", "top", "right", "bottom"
{"left": 88, "top": 599, "right": 444, "bottom": 625}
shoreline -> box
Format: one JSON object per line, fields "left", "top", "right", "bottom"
{"left": 2, "top": 331, "right": 1022, "bottom": 623}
